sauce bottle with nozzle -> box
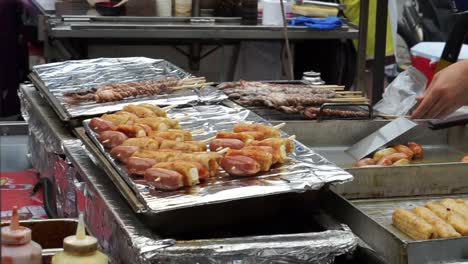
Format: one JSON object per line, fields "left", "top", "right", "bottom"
{"left": 1, "top": 206, "right": 42, "bottom": 264}
{"left": 52, "top": 213, "right": 109, "bottom": 264}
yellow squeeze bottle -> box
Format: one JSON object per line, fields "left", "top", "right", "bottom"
{"left": 52, "top": 213, "right": 108, "bottom": 264}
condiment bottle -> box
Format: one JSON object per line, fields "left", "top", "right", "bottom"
{"left": 52, "top": 213, "right": 108, "bottom": 264}
{"left": 1, "top": 206, "right": 42, "bottom": 264}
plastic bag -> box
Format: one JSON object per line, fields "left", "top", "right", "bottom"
{"left": 374, "top": 66, "right": 427, "bottom": 115}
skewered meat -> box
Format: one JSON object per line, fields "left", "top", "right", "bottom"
{"left": 172, "top": 160, "right": 209, "bottom": 180}
{"left": 89, "top": 118, "right": 115, "bottom": 132}
{"left": 122, "top": 137, "right": 160, "bottom": 151}
{"left": 123, "top": 104, "right": 157, "bottom": 118}
{"left": 115, "top": 124, "right": 148, "bottom": 138}
{"left": 250, "top": 138, "right": 288, "bottom": 163}
{"left": 242, "top": 146, "right": 278, "bottom": 164}
{"left": 462, "top": 156, "right": 468, "bottom": 162}
{"left": 407, "top": 142, "right": 424, "bottom": 159}
{"left": 127, "top": 157, "right": 157, "bottom": 175}
{"left": 99, "top": 131, "right": 128, "bottom": 149}
{"left": 226, "top": 147, "right": 273, "bottom": 171}
{"left": 385, "top": 153, "right": 410, "bottom": 163}
{"left": 354, "top": 158, "right": 376, "bottom": 167}
{"left": 216, "top": 131, "right": 255, "bottom": 144}
{"left": 303, "top": 107, "right": 369, "bottom": 120}
{"left": 136, "top": 117, "right": 179, "bottom": 130}
{"left": 149, "top": 130, "right": 191, "bottom": 141}
{"left": 233, "top": 123, "right": 281, "bottom": 139}
{"left": 110, "top": 145, "right": 140, "bottom": 163}
{"left": 220, "top": 155, "right": 261, "bottom": 177}
{"left": 209, "top": 138, "right": 245, "bottom": 152}
{"left": 220, "top": 81, "right": 337, "bottom": 97}
{"left": 101, "top": 113, "right": 134, "bottom": 126}
{"left": 393, "top": 145, "right": 415, "bottom": 160}
{"left": 144, "top": 168, "right": 184, "bottom": 191}
{"left": 153, "top": 161, "right": 200, "bottom": 186}
{"left": 373, "top": 148, "right": 397, "bottom": 161}
{"left": 132, "top": 150, "right": 181, "bottom": 162}
{"left": 64, "top": 77, "right": 181, "bottom": 104}
{"left": 138, "top": 103, "right": 167, "bottom": 117}
{"left": 159, "top": 140, "right": 206, "bottom": 152}
{"left": 176, "top": 152, "right": 222, "bottom": 177}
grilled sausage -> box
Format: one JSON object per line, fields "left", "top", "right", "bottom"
{"left": 89, "top": 117, "right": 115, "bottom": 132}
{"left": 407, "top": 142, "right": 424, "bottom": 159}
{"left": 393, "top": 144, "right": 415, "bottom": 160}
{"left": 99, "top": 131, "right": 128, "bottom": 149}
{"left": 220, "top": 155, "right": 261, "bottom": 177}
{"left": 373, "top": 148, "right": 397, "bottom": 161}
{"left": 376, "top": 157, "right": 393, "bottom": 166}
{"left": 110, "top": 145, "right": 140, "bottom": 163}
{"left": 127, "top": 157, "right": 157, "bottom": 175}
{"left": 144, "top": 168, "right": 184, "bottom": 191}
{"left": 209, "top": 138, "right": 245, "bottom": 152}
{"left": 355, "top": 158, "right": 377, "bottom": 167}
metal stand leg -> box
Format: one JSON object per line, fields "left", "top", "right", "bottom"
{"left": 372, "top": 0, "right": 388, "bottom": 104}
{"left": 356, "top": 0, "right": 369, "bottom": 93}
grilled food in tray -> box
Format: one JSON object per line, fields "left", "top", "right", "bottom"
{"left": 218, "top": 80, "right": 370, "bottom": 120}
{"left": 87, "top": 103, "right": 296, "bottom": 192}
{"left": 392, "top": 198, "right": 468, "bottom": 240}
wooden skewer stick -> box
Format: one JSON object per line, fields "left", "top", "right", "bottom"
{"left": 217, "top": 147, "right": 230, "bottom": 154}
{"left": 287, "top": 135, "right": 296, "bottom": 140}
{"left": 190, "top": 129, "right": 205, "bottom": 135}
{"left": 162, "top": 105, "right": 178, "bottom": 111}
{"left": 175, "top": 115, "right": 191, "bottom": 121}
{"left": 336, "top": 91, "right": 363, "bottom": 94}
{"left": 273, "top": 122, "right": 286, "bottom": 129}
{"left": 102, "top": 139, "right": 110, "bottom": 143}
{"left": 329, "top": 98, "right": 369, "bottom": 102}
{"left": 200, "top": 136, "right": 216, "bottom": 144}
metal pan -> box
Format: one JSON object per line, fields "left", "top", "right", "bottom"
{"left": 276, "top": 120, "right": 468, "bottom": 198}
{"left": 321, "top": 189, "right": 468, "bottom": 264}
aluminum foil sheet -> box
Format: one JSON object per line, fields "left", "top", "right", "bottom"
{"left": 20, "top": 86, "right": 79, "bottom": 218}
{"left": 83, "top": 104, "right": 353, "bottom": 213}
{"left": 149, "top": 230, "right": 357, "bottom": 264}
{"left": 31, "top": 57, "right": 226, "bottom": 120}
{"left": 64, "top": 139, "right": 357, "bottom": 264}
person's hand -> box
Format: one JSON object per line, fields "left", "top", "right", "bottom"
{"left": 411, "top": 60, "right": 468, "bottom": 119}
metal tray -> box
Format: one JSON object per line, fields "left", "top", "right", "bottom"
{"left": 276, "top": 120, "right": 468, "bottom": 198}
{"left": 321, "top": 189, "right": 468, "bottom": 264}
{"left": 75, "top": 104, "right": 353, "bottom": 235}
{"left": 29, "top": 57, "right": 225, "bottom": 122}
{"left": 1, "top": 219, "right": 78, "bottom": 264}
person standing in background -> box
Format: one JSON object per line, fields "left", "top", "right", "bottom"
{"left": 0, "top": 0, "right": 22, "bottom": 118}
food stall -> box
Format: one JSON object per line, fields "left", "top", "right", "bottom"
{"left": 4, "top": 52, "right": 465, "bottom": 264}
{"left": 3, "top": 1, "right": 468, "bottom": 263}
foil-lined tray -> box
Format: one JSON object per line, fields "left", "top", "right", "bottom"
{"left": 30, "top": 57, "right": 226, "bottom": 121}
{"left": 80, "top": 104, "right": 353, "bottom": 214}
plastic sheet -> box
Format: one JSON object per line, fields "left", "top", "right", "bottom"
{"left": 31, "top": 57, "right": 226, "bottom": 119}
{"left": 83, "top": 103, "right": 353, "bottom": 213}
{"left": 374, "top": 66, "right": 427, "bottom": 116}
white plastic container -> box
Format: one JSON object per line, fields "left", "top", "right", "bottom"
{"left": 175, "top": 0, "right": 192, "bottom": 16}
{"left": 156, "top": 0, "right": 172, "bottom": 16}
{"left": 262, "top": 0, "right": 289, "bottom": 26}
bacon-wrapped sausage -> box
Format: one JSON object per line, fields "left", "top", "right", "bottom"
{"left": 136, "top": 117, "right": 179, "bottom": 130}
{"left": 110, "top": 145, "right": 140, "bottom": 163}
{"left": 127, "top": 157, "right": 157, "bottom": 175}
{"left": 233, "top": 123, "right": 281, "bottom": 138}
{"left": 115, "top": 124, "right": 148, "bottom": 138}
{"left": 159, "top": 140, "right": 206, "bottom": 152}
{"left": 123, "top": 104, "right": 156, "bottom": 118}
{"left": 216, "top": 131, "right": 254, "bottom": 144}
{"left": 144, "top": 168, "right": 184, "bottom": 191}
{"left": 220, "top": 155, "right": 261, "bottom": 177}
{"left": 99, "top": 131, "right": 128, "bottom": 149}
{"left": 138, "top": 103, "right": 167, "bottom": 117}
{"left": 122, "top": 137, "right": 159, "bottom": 151}
{"left": 89, "top": 117, "right": 115, "bottom": 132}
{"left": 153, "top": 161, "right": 200, "bottom": 186}
{"left": 209, "top": 138, "right": 245, "bottom": 152}
{"left": 226, "top": 147, "right": 273, "bottom": 171}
